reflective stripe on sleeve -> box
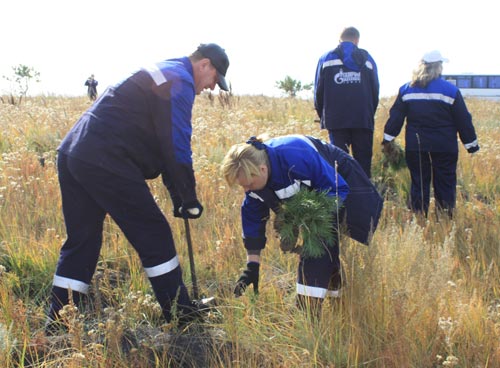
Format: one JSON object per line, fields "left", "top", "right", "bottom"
{"left": 383, "top": 133, "right": 396, "bottom": 141}
{"left": 275, "top": 179, "right": 311, "bottom": 200}
{"left": 464, "top": 139, "right": 479, "bottom": 150}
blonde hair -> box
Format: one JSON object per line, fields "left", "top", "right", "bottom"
{"left": 221, "top": 135, "right": 270, "bottom": 186}
{"left": 410, "top": 61, "right": 443, "bottom": 88}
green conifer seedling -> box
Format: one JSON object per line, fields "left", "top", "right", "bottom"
{"left": 275, "top": 189, "right": 339, "bottom": 258}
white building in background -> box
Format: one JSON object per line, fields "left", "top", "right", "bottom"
{"left": 442, "top": 74, "right": 500, "bottom": 99}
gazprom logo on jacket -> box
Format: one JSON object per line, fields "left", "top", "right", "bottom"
{"left": 334, "top": 68, "right": 361, "bottom": 85}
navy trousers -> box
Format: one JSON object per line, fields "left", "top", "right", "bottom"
{"left": 296, "top": 227, "right": 342, "bottom": 299}
{"left": 49, "top": 153, "right": 190, "bottom": 322}
{"left": 405, "top": 150, "right": 458, "bottom": 216}
{"left": 328, "top": 128, "right": 373, "bottom": 178}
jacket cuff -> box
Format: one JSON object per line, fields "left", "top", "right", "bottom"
{"left": 383, "top": 133, "right": 396, "bottom": 142}
{"left": 467, "top": 145, "right": 480, "bottom": 154}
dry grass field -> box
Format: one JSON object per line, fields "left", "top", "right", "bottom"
{"left": 0, "top": 94, "right": 499, "bottom": 367}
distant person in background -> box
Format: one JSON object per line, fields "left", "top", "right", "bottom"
{"left": 46, "top": 43, "right": 230, "bottom": 334}
{"left": 85, "top": 74, "right": 98, "bottom": 101}
{"left": 382, "top": 50, "right": 480, "bottom": 218}
{"left": 314, "top": 26, "right": 379, "bottom": 178}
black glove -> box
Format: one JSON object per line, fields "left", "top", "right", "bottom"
{"left": 163, "top": 173, "right": 184, "bottom": 218}
{"left": 381, "top": 139, "right": 396, "bottom": 155}
{"left": 180, "top": 199, "right": 204, "bottom": 219}
{"left": 172, "top": 198, "right": 183, "bottom": 218}
{"left": 234, "top": 262, "right": 260, "bottom": 297}
{"left": 467, "top": 145, "right": 480, "bottom": 154}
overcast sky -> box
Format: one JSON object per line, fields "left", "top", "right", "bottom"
{"left": 1, "top": 0, "right": 498, "bottom": 98}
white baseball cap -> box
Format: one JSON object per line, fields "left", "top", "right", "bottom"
{"left": 422, "top": 50, "right": 449, "bottom": 63}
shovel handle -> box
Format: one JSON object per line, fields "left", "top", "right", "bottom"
{"left": 183, "top": 218, "right": 199, "bottom": 300}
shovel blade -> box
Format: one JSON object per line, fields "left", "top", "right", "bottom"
{"left": 200, "top": 296, "right": 216, "bottom": 305}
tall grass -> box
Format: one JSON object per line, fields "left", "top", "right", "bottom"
{"left": 0, "top": 94, "right": 498, "bottom": 367}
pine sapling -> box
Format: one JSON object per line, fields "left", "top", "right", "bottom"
{"left": 274, "top": 189, "right": 339, "bottom": 258}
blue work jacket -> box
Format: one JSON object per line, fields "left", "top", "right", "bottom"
{"left": 59, "top": 57, "right": 198, "bottom": 203}
{"left": 241, "top": 135, "right": 383, "bottom": 251}
{"left": 314, "top": 42, "right": 379, "bottom": 131}
{"left": 384, "top": 78, "right": 479, "bottom": 153}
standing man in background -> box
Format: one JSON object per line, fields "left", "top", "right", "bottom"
{"left": 85, "top": 74, "right": 98, "bottom": 101}
{"left": 314, "top": 26, "right": 379, "bottom": 178}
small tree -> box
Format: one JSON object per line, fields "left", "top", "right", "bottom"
{"left": 275, "top": 75, "right": 312, "bottom": 98}
{"left": 2, "top": 64, "right": 41, "bottom": 105}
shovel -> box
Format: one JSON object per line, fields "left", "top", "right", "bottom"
{"left": 183, "top": 216, "right": 216, "bottom": 307}
{"left": 183, "top": 217, "right": 199, "bottom": 300}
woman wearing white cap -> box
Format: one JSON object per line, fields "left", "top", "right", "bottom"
{"left": 382, "top": 50, "right": 479, "bottom": 218}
